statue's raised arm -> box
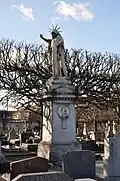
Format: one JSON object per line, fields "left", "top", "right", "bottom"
{"left": 40, "top": 34, "right": 51, "bottom": 44}
{"left": 40, "top": 25, "right": 68, "bottom": 78}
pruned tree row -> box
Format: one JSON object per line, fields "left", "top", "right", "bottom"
{"left": 0, "top": 39, "right": 120, "bottom": 116}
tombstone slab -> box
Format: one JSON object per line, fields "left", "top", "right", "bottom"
{"left": 10, "top": 156, "right": 49, "bottom": 180}
{"left": 8, "top": 128, "right": 16, "bottom": 140}
{"left": 62, "top": 150, "right": 96, "bottom": 179}
{"left": 11, "top": 172, "right": 74, "bottom": 181}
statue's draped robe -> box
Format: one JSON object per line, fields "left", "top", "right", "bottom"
{"left": 51, "top": 34, "right": 67, "bottom": 77}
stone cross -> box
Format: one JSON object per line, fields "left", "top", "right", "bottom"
{"left": 61, "top": 119, "right": 67, "bottom": 129}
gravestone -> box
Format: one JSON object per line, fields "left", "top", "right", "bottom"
{"left": 8, "top": 128, "right": 16, "bottom": 140}
{"left": 0, "top": 152, "right": 5, "bottom": 165}
{"left": 104, "top": 131, "right": 120, "bottom": 181}
{"left": 10, "top": 156, "right": 49, "bottom": 180}
{"left": 26, "top": 136, "right": 34, "bottom": 144}
{"left": 0, "top": 138, "right": 10, "bottom": 174}
{"left": 0, "top": 140, "right": 5, "bottom": 165}
{"left": 21, "top": 132, "right": 34, "bottom": 144}
{"left": 62, "top": 150, "right": 96, "bottom": 179}
{"left": 81, "top": 140, "right": 97, "bottom": 151}
{"left": 21, "top": 132, "right": 27, "bottom": 143}
{"left": 26, "top": 123, "right": 33, "bottom": 134}
{"left": 38, "top": 78, "right": 81, "bottom": 162}
{"left": 11, "top": 172, "right": 74, "bottom": 181}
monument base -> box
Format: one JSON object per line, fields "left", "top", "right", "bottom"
{"left": 50, "top": 142, "right": 82, "bottom": 163}
{"left": 38, "top": 77, "right": 81, "bottom": 164}
{"left": 37, "top": 141, "right": 81, "bottom": 163}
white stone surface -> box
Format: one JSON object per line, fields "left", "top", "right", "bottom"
{"left": 104, "top": 131, "right": 120, "bottom": 181}
{"left": 37, "top": 141, "right": 50, "bottom": 159}
{"left": 38, "top": 78, "right": 81, "bottom": 161}
{"left": 42, "top": 78, "right": 77, "bottom": 145}
{"left": 42, "top": 102, "right": 52, "bottom": 142}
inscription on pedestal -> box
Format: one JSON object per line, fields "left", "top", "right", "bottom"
{"left": 61, "top": 120, "right": 67, "bottom": 129}
{"left": 57, "top": 104, "right": 70, "bottom": 129}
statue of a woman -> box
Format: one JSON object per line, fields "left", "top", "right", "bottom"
{"left": 40, "top": 26, "right": 68, "bottom": 77}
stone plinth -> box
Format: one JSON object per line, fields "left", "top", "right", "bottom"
{"left": 38, "top": 77, "right": 81, "bottom": 162}
{"left": 11, "top": 172, "right": 74, "bottom": 181}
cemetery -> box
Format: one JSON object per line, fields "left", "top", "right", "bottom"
{"left": 0, "top": 25, "right": 119, "bottom": 181}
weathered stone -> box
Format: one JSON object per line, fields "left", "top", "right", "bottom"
{"left": 0, "top": 161, "right": 10, "bottom": 174}
{"left": 8, "top": 128, "right": 17, "bottom": 140}
{"left": 0, "top": 140, "right": 9, "bottom": 175}
{"left": 75, "top": 179, "right": 97, "bottom": 181}
{"left": 21, "top": 132, "right": 27, "bottom": 143}
{"left": 10, "top": 156, "right": 49, "bottom": 180}
{"left": 26, "top": 124, "right": 33, "bottom": 133}
{"left": 0, "top": 152, "right": 5, "bottom": 164}
{"left": 62, "top": 150, "right": 96, "bottom": 179}
{"left": 37, "top": 141, "right": 51, "bottom": 160}
{"left": 39, "top": 77, "right": 82, "bottom": 162}
{"left": 21, "top": 132, "right": 34, "bottom": 144}
{"left": 11, "top": 172, "right": 74, "bottom": 181}
{"left": 81, "top": 140, "right": 97, "bottom": 151}
{"left": 104, "top": 131, "right": 120, "bottom": 181}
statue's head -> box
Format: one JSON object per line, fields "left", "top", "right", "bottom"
{"left": 49, "top": 25, "right": 62, "bottom": 39}
{"left": 51, "top": 29, "right": 59, "bottom": 39}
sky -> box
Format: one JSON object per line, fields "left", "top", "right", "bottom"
{"left": 0, "top": 0, "right": 119, "bottom": 110}
{"left": 0, "top": 0, "right": 120, "bottom": 54}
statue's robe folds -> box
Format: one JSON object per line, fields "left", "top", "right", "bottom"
{"left": 51, "top": 34, "right": 67, "bottom": 77}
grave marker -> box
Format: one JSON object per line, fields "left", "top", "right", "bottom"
{"left": 62, "top": 150, "right": 96, "bottom": 179}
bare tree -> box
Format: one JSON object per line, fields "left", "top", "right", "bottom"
{"left": 0, "top": 39, "right": 120, "bottom": 117}
{"left": 76, "top": 104, "right": 119, "bottom": 136}
{"left": 0, "top": 39, "right": 52, "bottom": 109}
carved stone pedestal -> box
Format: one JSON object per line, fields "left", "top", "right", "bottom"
{"left": 38, "top": 77, "right": 81, "bottom": 162}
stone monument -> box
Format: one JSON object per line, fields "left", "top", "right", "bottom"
{"left": 38, "top": 25, "right": 81, "bottom": 162}
{"left": 8, "top": 127, "right": 17, "bottom": 141}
